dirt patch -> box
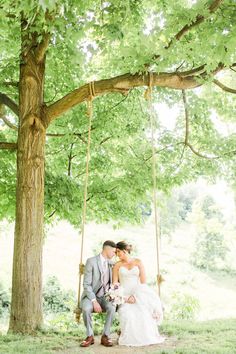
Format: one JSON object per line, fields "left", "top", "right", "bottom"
{"left": 56, "top": 334, "right": 178, "bottom": 354}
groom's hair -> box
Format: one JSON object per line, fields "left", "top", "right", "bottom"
{"left": 102, "top": 240, "right": 117, "bottom": 249}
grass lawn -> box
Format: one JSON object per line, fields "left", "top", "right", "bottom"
{"left": 161, "top": 319, "right": 236, "bottom": 354}
{"left": 0, "top": 318, "right": 235, "bottom": 354}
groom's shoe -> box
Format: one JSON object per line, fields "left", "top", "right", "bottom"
{"left": 80, "top": 336, "right": 94, "bottom": 347}
{"left": 101, "top": 334, "right": 113, "bottom": 347}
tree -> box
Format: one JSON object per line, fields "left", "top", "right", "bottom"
{"left": 0, "top": 0, "right": 236, "bottom": 333}
{"left": 159, "top": 184, "right": 197, "bottom": 237}
{"left": 190, "top": 195, "right": 228, "bottom": 270}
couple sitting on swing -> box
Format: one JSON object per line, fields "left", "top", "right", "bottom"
{"left": 80, "top": 240, "right": 165, "bottom": 347}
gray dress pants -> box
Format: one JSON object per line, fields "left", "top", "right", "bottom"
{"left": 82, "top": 296, "right": 116, "bottom": 337}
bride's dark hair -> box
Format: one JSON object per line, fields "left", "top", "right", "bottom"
{"left": 116, "top": 241, "right": 133, "bottom": 254}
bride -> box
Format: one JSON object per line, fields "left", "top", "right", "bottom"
{"left": 113, "top": 241, "right": 165, "bottom": 346}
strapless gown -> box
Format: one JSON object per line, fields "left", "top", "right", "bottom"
{"left": 118, "top": 265, "right": 165, "bottom": 346}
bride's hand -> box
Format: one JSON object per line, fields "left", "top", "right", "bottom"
{"left": 126, "top": 295, "right": 136, "bottom": 304}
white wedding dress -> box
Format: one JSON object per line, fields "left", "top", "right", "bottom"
{"left": 118, "top": 266, "right": 165, "bottom": 346}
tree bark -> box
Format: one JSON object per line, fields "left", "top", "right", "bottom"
{"left": 9, "top": 29, "right": 47, "bottom": 333}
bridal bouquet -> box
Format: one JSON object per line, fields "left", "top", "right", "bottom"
{"left": 105, "top": 283, "right": 125, "bottom": 306}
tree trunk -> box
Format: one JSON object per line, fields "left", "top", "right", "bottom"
{"left": 9, "top": 34, "right": 47, "bottom": 333}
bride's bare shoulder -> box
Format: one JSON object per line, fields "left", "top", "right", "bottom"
{"left": 134, "top": 258, "right": 144, "bottom": 267}
{"left": 134, "top": 258, "right": 142, "bottom": 264}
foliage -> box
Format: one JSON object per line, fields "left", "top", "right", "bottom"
{"left": 1, "top": 276, "right": 77, "bottom": 317}
{"left": 167, "top": 292, "right": 200, "bottom": 321}
{"left": 193, "top": 230, "right": 228, "bottom": 270}
{"left": 44, "top": 312, "right": 80, "bottom": 333}
{"left": 0, "top": 283, "right": 10, "bottom": 317}
{"left": 92, "top": 312, "right": 120, "bottom": 335}
{"left": 0, "top": 0, "right": 236, "bottom": 228}
{"left": 42, "top": 276, "right": 75, "bottom": 313}
{"left": 190, "top": 196, "right": 229, "bottom": 270}
{"left": 0, "top": 146, "right": 16, "bottom": 221}
{"left": 159, "top": 184, "right": 197, "bottom": 237}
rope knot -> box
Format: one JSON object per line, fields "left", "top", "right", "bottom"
{"left": 74, "top": 307, "right": 82, "bottom": 323}
{"left": 79, "top": 263, "right": 85, "bottom": 275}
{"left": 157, "top": 274, "right": 165, "bottom": 285}
{"left": 144, "top": 72, "right": 154, "bottom": 101}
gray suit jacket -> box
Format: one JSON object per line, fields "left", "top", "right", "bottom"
{"left": 80, "top": 254, "right": 113, "bottom": 307}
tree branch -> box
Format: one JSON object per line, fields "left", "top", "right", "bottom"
{"left": 99, "top": 136, "right": 111, "bottom": 145}
{"left": 170, "top": 0, "right": 223, "bottom": 45}
{"left": 0, "top": 117, "right": 90, "bottom": 145}
{"left": 213, "top": 79, "right": 236, "bottom": 94}
{"left": 1, "top": 81, "right": 19, "bottom": 88}
{"left": 0, "top": 142, "right": 17, "bottom": 150}
{"left": 150, "top": 0, "right": 224, "bottom": 63}
{"left": 182, "top": 89, "right": 222, "bottom": 160}
{"left": 0, "top": 113, "right": 91, "bottom": 145}
{"left": 46, "top": 128, "right": 95, "bottom": 144}
{"left": 48, "top": 209, "right": 56, "bottom": 218}
{"left": 177, "top": 64, "right": 206, "bottom": 77}
{"left": 0, "top": 115, "right": 18, "bottom": 130}
{"left": 68, "top": 142, "right": 75, "bottom": 176}
{"left": 86, "top": 186, "right": 118, "bottom": 203}
{"left": 46, "top": 65, "right": 223, "bottom": 123}
{"left": 179, "top": 62, "right": 224, "bottom": 79}
{"left": 35, "top": 32, "right": 51, "bottom": 63}
{"left": 143, "top": 89, "right": 233, "bottom": 162}
{"left": 144, "top": 142, "right": 183, "bottom": 162}
{"left": 0, "top": 93, "right": 19, "bottom": 116}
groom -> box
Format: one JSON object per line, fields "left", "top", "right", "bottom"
{"left": 80, "top": 240, "right": 117, "bottom": 347}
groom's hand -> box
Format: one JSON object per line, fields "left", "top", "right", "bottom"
{"left": 92, "top": 300, "right": 102, "bottom": 313}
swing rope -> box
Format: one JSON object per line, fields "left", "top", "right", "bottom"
{"left": 75, "top": 81, "right": 95, "bottom": 323}
{"left": 75, "top": 76, "right": 163, "bottom": 322}
{"left": 145, "top": 72, "right": 164, "bottom": 296}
